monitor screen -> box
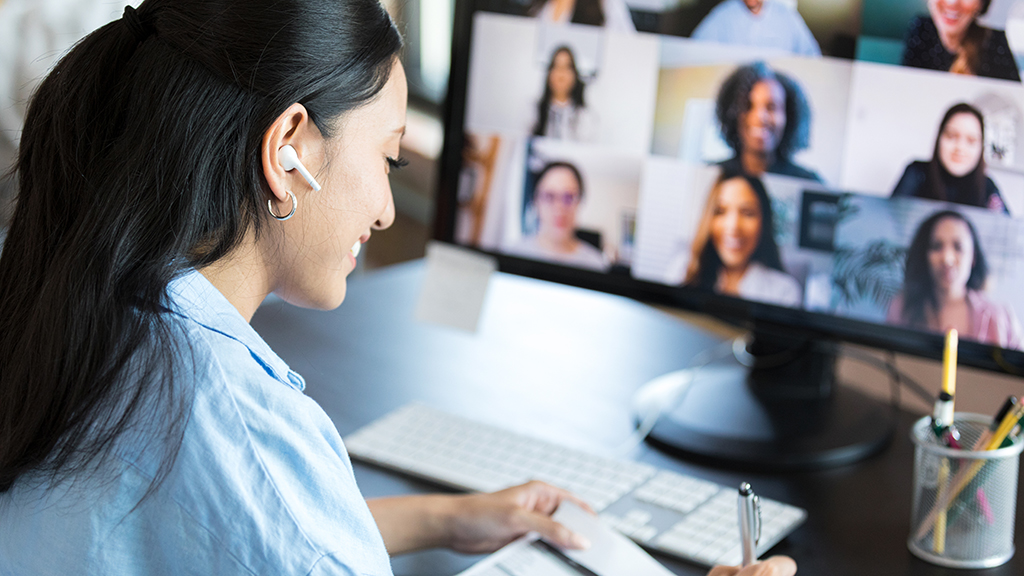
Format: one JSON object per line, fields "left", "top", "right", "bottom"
{"left": 436, "top": 0, "right": 1024, "bottom": 380}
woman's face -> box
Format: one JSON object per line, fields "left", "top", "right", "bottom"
{"left": 271, "top": 61, "right": 406, "bottom": 309}
{"left": 739, "top": 79, "right": 787, "bottom": 157}
{"left": 535, "top": 166, "right": 581, "bottom": 242}
{"left": 928, "top": 216, "right": 975, "bottom": 295}
{"left": 548, "top": 51, "right": 576, "bottom": 102}
{"left": 929, "top": 0, "right": 983, "bottom": 43}
{"left": 938, "top": 111, "right": 984, "bottom": 177}
{"left": 710, "top": 177, "right": 763, "bottom": 271}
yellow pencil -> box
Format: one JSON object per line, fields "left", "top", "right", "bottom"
{"left": 942, "top": 329, "right": 957, "bottom": 399}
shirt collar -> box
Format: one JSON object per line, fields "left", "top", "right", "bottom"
{"left": 166, "top": 270, "right": 306, "bottom": 391}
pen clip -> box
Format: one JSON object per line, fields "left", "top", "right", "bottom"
{"left": 753, "top": 494, "right": 762, "bottom": 545}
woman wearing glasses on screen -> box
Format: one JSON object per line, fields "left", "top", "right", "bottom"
{"left": 891, "top": 103, "right": 1009, "bottom": 214}
{"left": 670, "top": 172, "right": 802, "bottom": 307}
{"left": 715, "top": 62, "right": 822, "bottom": 184}
{"left": 902, "top": 0, "right": 1020, "bottom": 82}
{"left": 887, "top": 210, "right": 1023, "bottom": 349}
{"left": 506, "top": 161, "right": 609, "bottom": 271}
{"left": 533, "top": 46, "right": 597, "bottom": 142}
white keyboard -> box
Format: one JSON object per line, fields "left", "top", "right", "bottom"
{"left": 345, "top": 404, "right": 807, "bottom": 567}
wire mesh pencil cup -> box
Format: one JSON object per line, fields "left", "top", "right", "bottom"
{"left": 908, "top": 414, "right": 1024, "bottom": 568}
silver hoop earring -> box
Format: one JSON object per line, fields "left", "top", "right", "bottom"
{"left": 268, "top": 191, "right": 297, "bottom": 221}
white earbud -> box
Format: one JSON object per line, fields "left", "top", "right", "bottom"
{"left": 278, "top": 144, "right": 322, "bottom": 191}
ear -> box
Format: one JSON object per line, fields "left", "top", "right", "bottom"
{"left": 261, "top": 103, "right": 322, "bottom": 203}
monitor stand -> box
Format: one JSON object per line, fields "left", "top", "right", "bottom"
{"left": 636, "top": 327, "right": 898, "bottom": 470}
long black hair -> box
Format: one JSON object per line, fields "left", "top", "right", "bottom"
{"left": 684, "top": 172, "right": 785, "bottom": 290}
{"left": 715, "top": 61, "right": 811, "bottom": 161}
{"left": 533, "top": 46, "right": 586, "bottom": 137}
{"left": 0, "top": 0, "right": 401, "bottom": 492}
{"left": 924, "top": 103, "right": 989, "bottom": 207}
{"left": 901, "top": 210, "right": 988, "bottom": 328}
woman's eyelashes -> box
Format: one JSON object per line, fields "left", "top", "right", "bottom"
{"left": 386, "top": 156, "right": 409, "bottom": 171}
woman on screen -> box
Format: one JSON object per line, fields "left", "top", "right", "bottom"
{"left": 533, "top": 46, "right": 597, "bottom": 142}
{"left": 891, "top": 103, "right": 1009, "bottom": 214}
{"left": 887, "top": 211, "right": 1023, "bottom": 349}
{"left": 715, "top": 62, "right": 822, "bottom": 183}
{"left": 682, "top": 172, "right": 802, "bottom": 307}
{"left": 901, "top": 0, "right": 1020, "bottom": 82}
{"left": 507, "top": 161, "right": 609, "bottom": 271}
{"left": 524, "top": 0, "right": 636, "bottom": 32}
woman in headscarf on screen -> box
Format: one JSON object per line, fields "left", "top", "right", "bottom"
{"left": 891, "top": 102, "right": 1009, "bottom": 215}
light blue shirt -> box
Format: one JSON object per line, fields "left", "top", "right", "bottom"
{"left": 691, "top": 0, "right": 821, "bottom": 57}
{"left": 0, "top": 270, "right": 392, "bottom": 576}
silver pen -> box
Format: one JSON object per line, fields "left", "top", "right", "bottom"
{"left": 738, "top": 482, "right": 761, "bottom": 567}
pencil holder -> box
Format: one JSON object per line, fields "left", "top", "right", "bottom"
{"left": 908, "top": 414, "right": 1024, "bottom": 569}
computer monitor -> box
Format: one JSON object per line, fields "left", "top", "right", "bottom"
{"left": 433, "top": 0, "right": 1024, "bottom": 470}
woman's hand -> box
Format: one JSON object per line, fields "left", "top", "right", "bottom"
{"left": 440, "top": 480, "right": 593, "bottom": 554}
{"left": 368, "top": 480, "right": 592, "bottom": 556}
{"left": 707, "top": 556, "right": 797, "bottom": 576}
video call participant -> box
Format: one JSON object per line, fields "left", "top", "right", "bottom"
{"left": 533, "top": 46, "right": 597, "bottom": 142}
{"left": 902, "top": 0, "right": 1020, "bottom": 82}
{"left": 891, "top": 103, "right": 1009, "bottom": 214}
{"left": 680, "top": 172, "right": 802, "bottom": 306}
{"left": 715, "top": 61, "right": 822, "bottom": 183}
{"left": 691, "top": 0, "right": 821, "bottom": 57}
{"left": 887, "top": 210, "right": 1022, "bottom": 349}
{"left": 525, "top": 0, "right": 636, "bottom": 32}
{"left": 507, "top": 161, "right": 609, "bottom": 270}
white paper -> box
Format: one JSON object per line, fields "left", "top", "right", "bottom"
{"left": 414, "top": 241, "right": 497, "bottom": 332}
{"left": 457, "top": 502, "right": 675, "bottom": 576}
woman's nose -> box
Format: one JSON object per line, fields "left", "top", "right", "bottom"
{"left": 373, "top": 195, "right": 396, "bottom": 230}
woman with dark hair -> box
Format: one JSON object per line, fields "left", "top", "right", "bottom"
{"left": 0, "top": 1, "right": 607, "bottom": 572}
{"left": 891, "top": 102, "right": 1009, "bottom": 214}
{"left": 715, "top": 61, "right": 822, "bottom": 183}
{"left": 533, "top": 46, "right": 597, "bottom": 141}
{"left": 902, "top": 0, "right": 1020, "bottom": 82}
{"left": 507, "top": 160, "right": 609, "bottom": 270}
{"left": 525, "top": 0, "right": 636, "bottom": 31}
{"left": 888, "top": 211, "right": 1022, "bottom": 349}
{"left": 678, "top": 172, "right": 802, "bottom": 306}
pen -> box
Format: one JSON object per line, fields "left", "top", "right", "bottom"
{"left": 972, "top": 396, "right": 1018, "bottom": 451}
{"left": 738, "top": 483, "right": 760, "bottom": 567}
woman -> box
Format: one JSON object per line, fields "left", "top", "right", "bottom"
{"left": 525, "top": 0, "right": 636, "bottom": 32}
{"left": 902, "top": 0, "right": 1020, "bottom": 82}
{"left": 681, "top": 172, "right": 802, "bottom": 307}
{"left": 715, "top": 61, "right": 822, "bottom": 183}
{"left": 888, "top": 211, "right": 1022, "bottom": 349}
{"left": 891, "top": 103, "right": 1009, "bottom": 214}
{"left": 533, "top": 46, "right": 597, "bottom": 142}
{"left": 507, "top": 161, "right": 608, "bottom": 271}
{"left": 0, "top": 2, "right": 794, "bottom": 574}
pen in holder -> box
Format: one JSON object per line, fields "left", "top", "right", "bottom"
{"left": 908, "top": 414, "right": 1024, "bottom": 569}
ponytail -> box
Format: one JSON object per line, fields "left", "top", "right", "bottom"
{"left": 0, "top": 0, "right": 401, "bottom": 493}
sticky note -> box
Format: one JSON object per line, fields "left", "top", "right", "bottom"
{"left": 414, "top": 241, "right": 497, "bottom": 332}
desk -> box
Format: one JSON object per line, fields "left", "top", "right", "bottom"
{"left": 251, "top": 260, "right": 1024, "bottom": 576}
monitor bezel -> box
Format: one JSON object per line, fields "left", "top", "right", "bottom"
{"left": 431, "top": 0, "right": 1024, "bottom": 376}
